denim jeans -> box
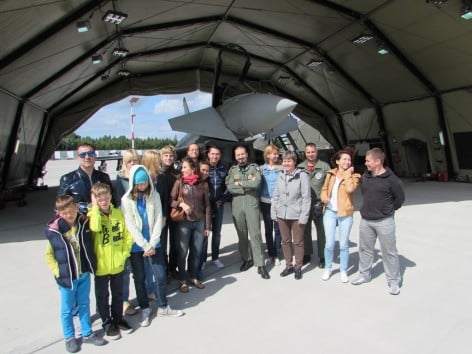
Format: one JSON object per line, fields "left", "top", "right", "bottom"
{"left": 177, "top": 220, "right": 205, "bottom": 280}
{"left": 323, "top": 208, "right": 353, "bottom": 272}
{"left": 200, "top": 202, "right": 224, "bottom": 270}
{"left": 260, "top": 202, "right": 281, "bottom": 257}
{"left": 59, "top": 272, "right": 92, "bottom": 339}
{"left": 129, "top": 248, "right": 168, "bottom": 309}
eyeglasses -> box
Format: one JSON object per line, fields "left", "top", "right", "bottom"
{"left": 78, "top": 151, "right": 96, "bottom": 158}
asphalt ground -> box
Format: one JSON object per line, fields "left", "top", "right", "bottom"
{"left": 1, "top": 159, "right": 471, "bottom": 354}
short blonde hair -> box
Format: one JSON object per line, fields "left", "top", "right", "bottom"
{"left": 141, "top": 150, "right": 161, "bottom": 180}
{"left": 91, "top": 182, "right": 111, "bottom": 198}
{"left": 159, "top": 144, "right": 176, "bottom": 157}
{"left": 55, "top": 195, "right": 76, "bottom": 211}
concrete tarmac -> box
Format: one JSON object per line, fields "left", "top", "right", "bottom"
{"left": 1, "top": 159, "right": 471, "bottom": 354}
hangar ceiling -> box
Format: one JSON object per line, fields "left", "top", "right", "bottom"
{"left": 1, "top": 0, "right": 471, "bottom": 188}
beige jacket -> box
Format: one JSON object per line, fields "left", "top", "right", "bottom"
{"left": 320, "top": 168, "right": 361, "bottom": 217}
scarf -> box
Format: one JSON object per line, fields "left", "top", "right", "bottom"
{"left": 182, "top": 173, "right": 200, "bottom": 185}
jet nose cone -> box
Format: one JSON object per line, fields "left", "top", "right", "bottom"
{"left": 276, "top": 98, "right": 297, "bottom": 113}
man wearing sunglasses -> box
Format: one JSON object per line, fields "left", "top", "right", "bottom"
{"left": 58, "top": 144, "right": 114, "bottom": 214}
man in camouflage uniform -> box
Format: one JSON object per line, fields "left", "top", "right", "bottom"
{"left": 298, "top": 143, "right": 330, "bottom": 268}
{"left": 226, "top": 145, "right": 270, "bottom": 279}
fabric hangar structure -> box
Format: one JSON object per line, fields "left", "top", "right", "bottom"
{"left": 1, "top": 0, "right": 472, "bottom": 190}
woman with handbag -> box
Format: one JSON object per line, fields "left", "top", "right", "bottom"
{"left": 170, "top": 157, "right": 211, "bottom": 292}
{"left": 271, "top": 151, "right": 311, "bottom": 280}
{"left": 320, "top": 150, "right": 361, "bottom": 283}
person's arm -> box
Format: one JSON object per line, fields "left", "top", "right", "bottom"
{"left": 121, "top": 198, "right": 153, "bottom": 252}
{"left": 225, "top": 168, "right": 244, "bottom": 195}
{"left": 391, "top": 177, "right": 405, "bottom": 210}
{"left": 203, "top": 183, "right": 212, "bottom": 233}
{"left": 320, "top": 173, "right": 330, "bottom": 203}
{"left": 343, "top": 170, "right": 361, "bottom": 194}
{"left": 149, "top": 192, "right": 163, "bottom": 249}
{"left": 240, "top": 165, "right": 261, "bottom": 191}
{"left": 299, "top": 172, "right": 312, "bottom": 224}
{"left": 170, "top": 180, "right": 181, "bottom": 208}
{"left": 270, "top": 178, "right": 280, "bottom": 221}
{"left": 45, "top": 242, "right": 60, "bottom": 278}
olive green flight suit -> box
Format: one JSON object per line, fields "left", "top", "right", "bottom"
{"left": 225, "top": 163, "right": 265, "bottom": 267}
{"left": 298, "top": 159, "right": 330, "bottom": 261}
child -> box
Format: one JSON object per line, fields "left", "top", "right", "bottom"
{"left": 88, "top": 183, "right": 133, "bottom": 340}
{"left": 121, "top": 165, "right": 184, "bottom": 327}
{"left": 45, "top": 195, "right": 107, "bottom": 353}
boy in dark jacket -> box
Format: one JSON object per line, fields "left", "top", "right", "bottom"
{"left": 45, "top": 195, "right": 106, "bottom": 353}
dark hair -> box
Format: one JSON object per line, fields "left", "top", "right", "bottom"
{"left": 181, "top": 156, "right": 197, "bottom": 171}
{"left": 233, "top": 144, "right": 248, "bottom": 157}
{"left": 206, "top": 144, "right": 222, "bottom": 155}
{"left": 330, "top": 149, "right": 352, "bottom": 167}
{"left": 76, "top": 143, "right": 95, "bottom": 151}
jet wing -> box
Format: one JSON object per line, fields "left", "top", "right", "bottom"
{"left": 168, "top": 107, "right": 238, "bottom": 142}
{"left": 265, "top": 115, "right": 299, "bottom": 140}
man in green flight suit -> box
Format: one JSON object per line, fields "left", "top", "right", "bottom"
{"left": 226, "top": 145, "right": 270, "bottom": 279}
{"left": 298, "top": 143, "right": 330, "bottom": 268}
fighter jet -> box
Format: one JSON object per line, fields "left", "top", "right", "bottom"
{"left": 168, "top": 92, "right": 298, "bottom": 142}
{"left": 168, "top": 43, "right": 298, "bottom": 163}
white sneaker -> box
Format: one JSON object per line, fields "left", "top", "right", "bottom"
{"left": 340, "top": 271, "right": 349, "bottom": 283}
{"left": 140, "top": 308, "right": 151, "bottom": 327}
{"left": 157, "top": 305, "right": 184, "bottom": 317}
{"left": 212, "top": 259, "right": 224, "bottom": 269}
{"left": 389, "top": 283, "right": 400, "bottom": 295}
{"left": 274, "top": 258, "right": 281, "bottom": 266}
{"left": 321, "top": 269, "right": 332, "bottom": 281}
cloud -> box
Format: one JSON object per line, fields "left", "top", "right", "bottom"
{"left": 153, "top": 91, "right": 211, "bottom": 117}
{"left": 75, "top": 91, "right": 211, "bottom": 139}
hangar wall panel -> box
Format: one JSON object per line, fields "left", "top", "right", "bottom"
{"left": 0, "top": 92, "right": 19, "bottom": 186}
{"left": 6, "top": 104, "right": 44, "bottom": 188}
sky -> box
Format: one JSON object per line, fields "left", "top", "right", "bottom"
{"left": 75, "top": 91, "right": 212, "bottom": 139}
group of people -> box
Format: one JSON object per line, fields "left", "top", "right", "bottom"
{"left": 45, "top": 140, "right": 405, "bottom": 353}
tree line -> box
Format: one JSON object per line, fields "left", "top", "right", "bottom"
{"left": 56, "top": 133, "right": 178, "bottom": 151}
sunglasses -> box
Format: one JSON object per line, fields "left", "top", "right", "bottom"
{"left": 78, "top": 151, "right": 96, "bottom": 158}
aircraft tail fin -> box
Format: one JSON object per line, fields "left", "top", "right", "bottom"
{"left": 168, "top": 107, "right": 238, "bottom": 141}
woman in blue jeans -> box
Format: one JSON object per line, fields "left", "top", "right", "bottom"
{"left": 121, "top": 165, "right": 184, "bottom": 327}
{"left": 260, "top": 144, "right": 282, "bottom": 265}
{"left": 170, "top": 157, "right": 211, "bottom": 293}
{"left": 320, "top": 150, "right": 361, "bottom": 283}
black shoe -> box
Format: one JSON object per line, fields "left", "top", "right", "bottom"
{"left": 258, "top": 266, "right": 270, "bottom": 279}
{"left": 302, "top": 255, "right": 311, "bottom": 265}
{"left": 118, "top": 319, "right": 133, "bottom": 334}
{"left": 294, "top": 268, "right": 302, "bottom": 280}
{"left": 319, "top": 259, "right": 325, "bottom": 269}
{"left": 240, "top": 260, "right": 254, "bottom": 272}
{"left": 280, "top": 267, "right": 295, "bottom": 277}
{"left": 104, "top": 323, "right": 121, "bottom": 340}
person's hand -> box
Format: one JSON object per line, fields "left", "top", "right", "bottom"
{"left": 204, "top": 229, "right": 211, "bottom": 237}
{"left": 216, "top": 200, "right": 222, "bottom": 208}
{"left": 180, "top": 202, "right": 191, "bottom": 213}
{"left": 143, "top": 248, "right": 156, "bottom": 257}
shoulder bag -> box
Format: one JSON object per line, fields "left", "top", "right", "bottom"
{"left": 170, "top": 180, "right": 186, "bottom": 222}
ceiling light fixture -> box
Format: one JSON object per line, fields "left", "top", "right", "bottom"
{"left": 306, "top": 59, "right": 323, "bottom": 69}
{"left": 460, "top": 3, "right": 472, "bottom": 19}
{"left": 352, "top": 34, "right": 374, "bottom": 45}
{"left": 117, "top": 69, "right": 131, "bottom": 77}
{"left": 91, "top": 55, "right": 102, "bottom": 64}
{"left": 76, "top": 20, "right": 90, "bottom": 33}
{"left": 377, "top": 44, "right": 389, "bottom": 55}
{"left": 102, "top": 10, "right": 128, "bottom": 24}
{"left": 112, "top": 47, "right": 130, "bottom": 57}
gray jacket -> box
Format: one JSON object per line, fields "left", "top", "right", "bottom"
{"left": 271, "top": 168, "right": 311, "bottom": 224}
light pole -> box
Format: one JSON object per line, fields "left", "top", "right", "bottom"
{"left": 129, "top": 97, "right": 139, "bottom": 149}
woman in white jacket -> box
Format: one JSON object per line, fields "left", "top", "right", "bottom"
{"left": 271, "top": 151, "right": 311, "bottom": 280}
{"left": 121, "top": 165, "right": 183, "bottom": 327}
